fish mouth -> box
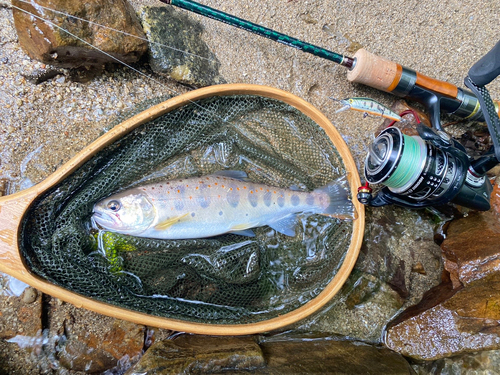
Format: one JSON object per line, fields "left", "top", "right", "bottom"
{"left": 92, "top": 210, "right": 117, "bottom": 229}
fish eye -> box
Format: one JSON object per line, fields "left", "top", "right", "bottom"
{"left": 107, "top": 200, "right": 121, "bottom": 212}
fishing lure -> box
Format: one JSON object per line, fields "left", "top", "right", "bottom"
{"left": 332, "top": 97, "right": 402, "bottom": 122}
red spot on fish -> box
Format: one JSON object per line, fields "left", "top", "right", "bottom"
{"left": 222, "top": 185, "right": 225, "bottom": 188}
{"left": 274, "top": 191, "right": 277, "bottom": 194}
{"left": 189, "top": 196, "right": 192, "bottom": 199}
{"left": 260, "top": 188, "right": 263, "bottom": 191}
{"left": 186, "top": 185, "right": 189, "bottom": 187}
{"left": 206, "top": 177, "right": 209, "bottom": 180}
{"left": 177, "top": 190, "right": 181, "bottom": 193}
{"left": 196, "top": 187, "right": 199, "bottom": 190}
{"left": 250, "top": 191, "right": 254, "bottom": 194}
{"left": 237, "top": 187, "right": 240, "bottom": 191}
{"left": 243, "top": 186, "right": 247, "bottom": 189}
{"left": 215, "top": 183, "right": 218, "bottom": 185}
{"left": 229, "top": 188, "right": 233, "bottom": 191}
{"left": 208, "top": 185, "right": 211, "bottom": 187}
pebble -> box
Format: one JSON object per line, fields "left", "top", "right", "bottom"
{"left": 22, "top": 287, "right": 38, "bottom": 304}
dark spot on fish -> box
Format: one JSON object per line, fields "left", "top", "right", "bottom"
{"left": 175, "top": 199, "right": 184, "bottom": 211}
{"left": 291, "top": 194, "right": 300, "bottom": 206}
{"left": 277, "top": 191, "right": 285, "bottom": 207}
{"left": 227, "top": 186, "right": 240, "bottom": 208}
{"left": 306, "top": 194, "right": 315, "bottom": 205}
{"left": 264, "top": 191, "right": 272, "bottom": 207}
{"left": 219, "top": 211, "right": 223, "bottom": 216}
{"left": 191, "top": 212, "right": 195, "bottom": 217}
{"left": 198, "top": 195, "right": 210, "bottom": 208}
{"left": 248, "top": 190, "right": 258, "bottom": 207}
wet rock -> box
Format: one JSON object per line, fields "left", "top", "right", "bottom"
{"left": 441, "top": 210, "right": 500, "bottom": 287}
{"left": 12, "top": 0, "right": 148, "bottom": 68}
{"left": 50, "top": 303, "right": 145, "bottom": 373}
{"left": 127, "top": 333, "right": 414, "bottom": 374}
{"left": 355, "top": 206, "right": 443, "bottom": 306}
{"left": 385, "top": 273, "right": 500, "bottom": 360}
{"left": 295, "top": 270, "right": 404, "bottom": 343}
{"left": 490, "top": 181, "right": 500, "bottom": 218}
{"left": 259, "top": 334, "right": 414, "bottom": 375}
{"left": 125, "top": 335, "right": 264, "bottom": 374}
{"left": 412, "top": 349, "right": 500, "bottom": 374}
{"left": 140, "top": 6, "right": 225, "bottom": 87}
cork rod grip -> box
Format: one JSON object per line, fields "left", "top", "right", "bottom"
{"left": 346, "top": 48, "right": 401, "bottom": 92}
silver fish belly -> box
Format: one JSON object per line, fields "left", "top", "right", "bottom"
{"left": 92, "top": 172, "right": 353, "bottom": 239}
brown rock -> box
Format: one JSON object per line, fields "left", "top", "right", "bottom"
{"left": 52, "top": 304, "right": 145, "bottom": 373}
{"left": 441, "top": 210, "right": 500, "bottom": 286}
{"left": 385, "top": 273, "right": 500, "bottom": 360}
{"left": 491, "top": 183, "right": 500, "bottom": 218}
{"left": 259, "top": 335, "right": 414, "bottom": 375}
{"left": 127, "top": 334, "right": 415, "bottom": 375}
{"left": 12, "top": 0, "right": 148, "bottom": 68}
{"left": 126, "top": 335, "right": 265, "bottom": 374}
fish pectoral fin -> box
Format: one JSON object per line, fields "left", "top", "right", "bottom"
{"left": 268, "top": 215, "right": 298, "bottom": 237}
{"left": 154, "top": 213, "right": 190, "bottom": 231}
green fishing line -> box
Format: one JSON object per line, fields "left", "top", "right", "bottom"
{"left": 384, "top": 135, "right": 422, "bottom": 189}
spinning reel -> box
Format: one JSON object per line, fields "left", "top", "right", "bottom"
{"left": 358, "top": 41, "right": 500, "bottom": 211}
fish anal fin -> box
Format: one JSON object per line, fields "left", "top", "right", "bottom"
{"left": 268, "top": 215, "right": 298, "bottom": 237}
{"left": 232, "top": 229, "right": 256, "bottom": 237}
{"left": 154, "top": 213, "right": 190, "bottom": 230}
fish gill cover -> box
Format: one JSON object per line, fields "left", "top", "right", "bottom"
{"left": 20, "top": 95, "right": 353, "bottom": 324}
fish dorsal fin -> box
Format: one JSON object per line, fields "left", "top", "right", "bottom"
{"left": 154, "top": 213, "right": 189, "bottom": 230}
{"left": 268, "top": 214, "right": 298, "bottom": 237}
{"left": 212, "top": 170, "right": 248, "bottom": 180}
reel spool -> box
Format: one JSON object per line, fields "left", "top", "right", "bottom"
{"left": 359, "top": 125, "right": 493, "bottom": 211}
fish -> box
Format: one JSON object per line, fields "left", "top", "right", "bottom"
{"left": 92, "top": 170, "right": 354, "bottom": 239}
{"left": 332, "top": 97, "right": 402, "bottom": 122}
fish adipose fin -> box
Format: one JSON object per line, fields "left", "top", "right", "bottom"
{"left": 154, "top": 213, "right": 190, "bottom": 230}
{"left": 315, "top": 178, "right": 356, "bottom": 220}
{"left": 268, "top": 214, "right": 298, "bottom": 237}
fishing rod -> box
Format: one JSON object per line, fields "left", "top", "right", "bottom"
{"left": 160, "top": 0, "right": 500, "bottom": 212}
{"left": 159, "top": 0, "right": 499, "bottom": 132}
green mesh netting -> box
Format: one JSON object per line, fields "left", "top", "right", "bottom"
{"left": 20, "top": 94, "right": 353, "bottom": 324}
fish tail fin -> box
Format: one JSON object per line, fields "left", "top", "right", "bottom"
{"left": 314, "top": 177, "right": 356, "bottom": 220}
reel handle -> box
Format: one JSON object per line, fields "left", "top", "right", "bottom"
{"left": 468, "top": 40, "right": 500, "bottom": 86}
